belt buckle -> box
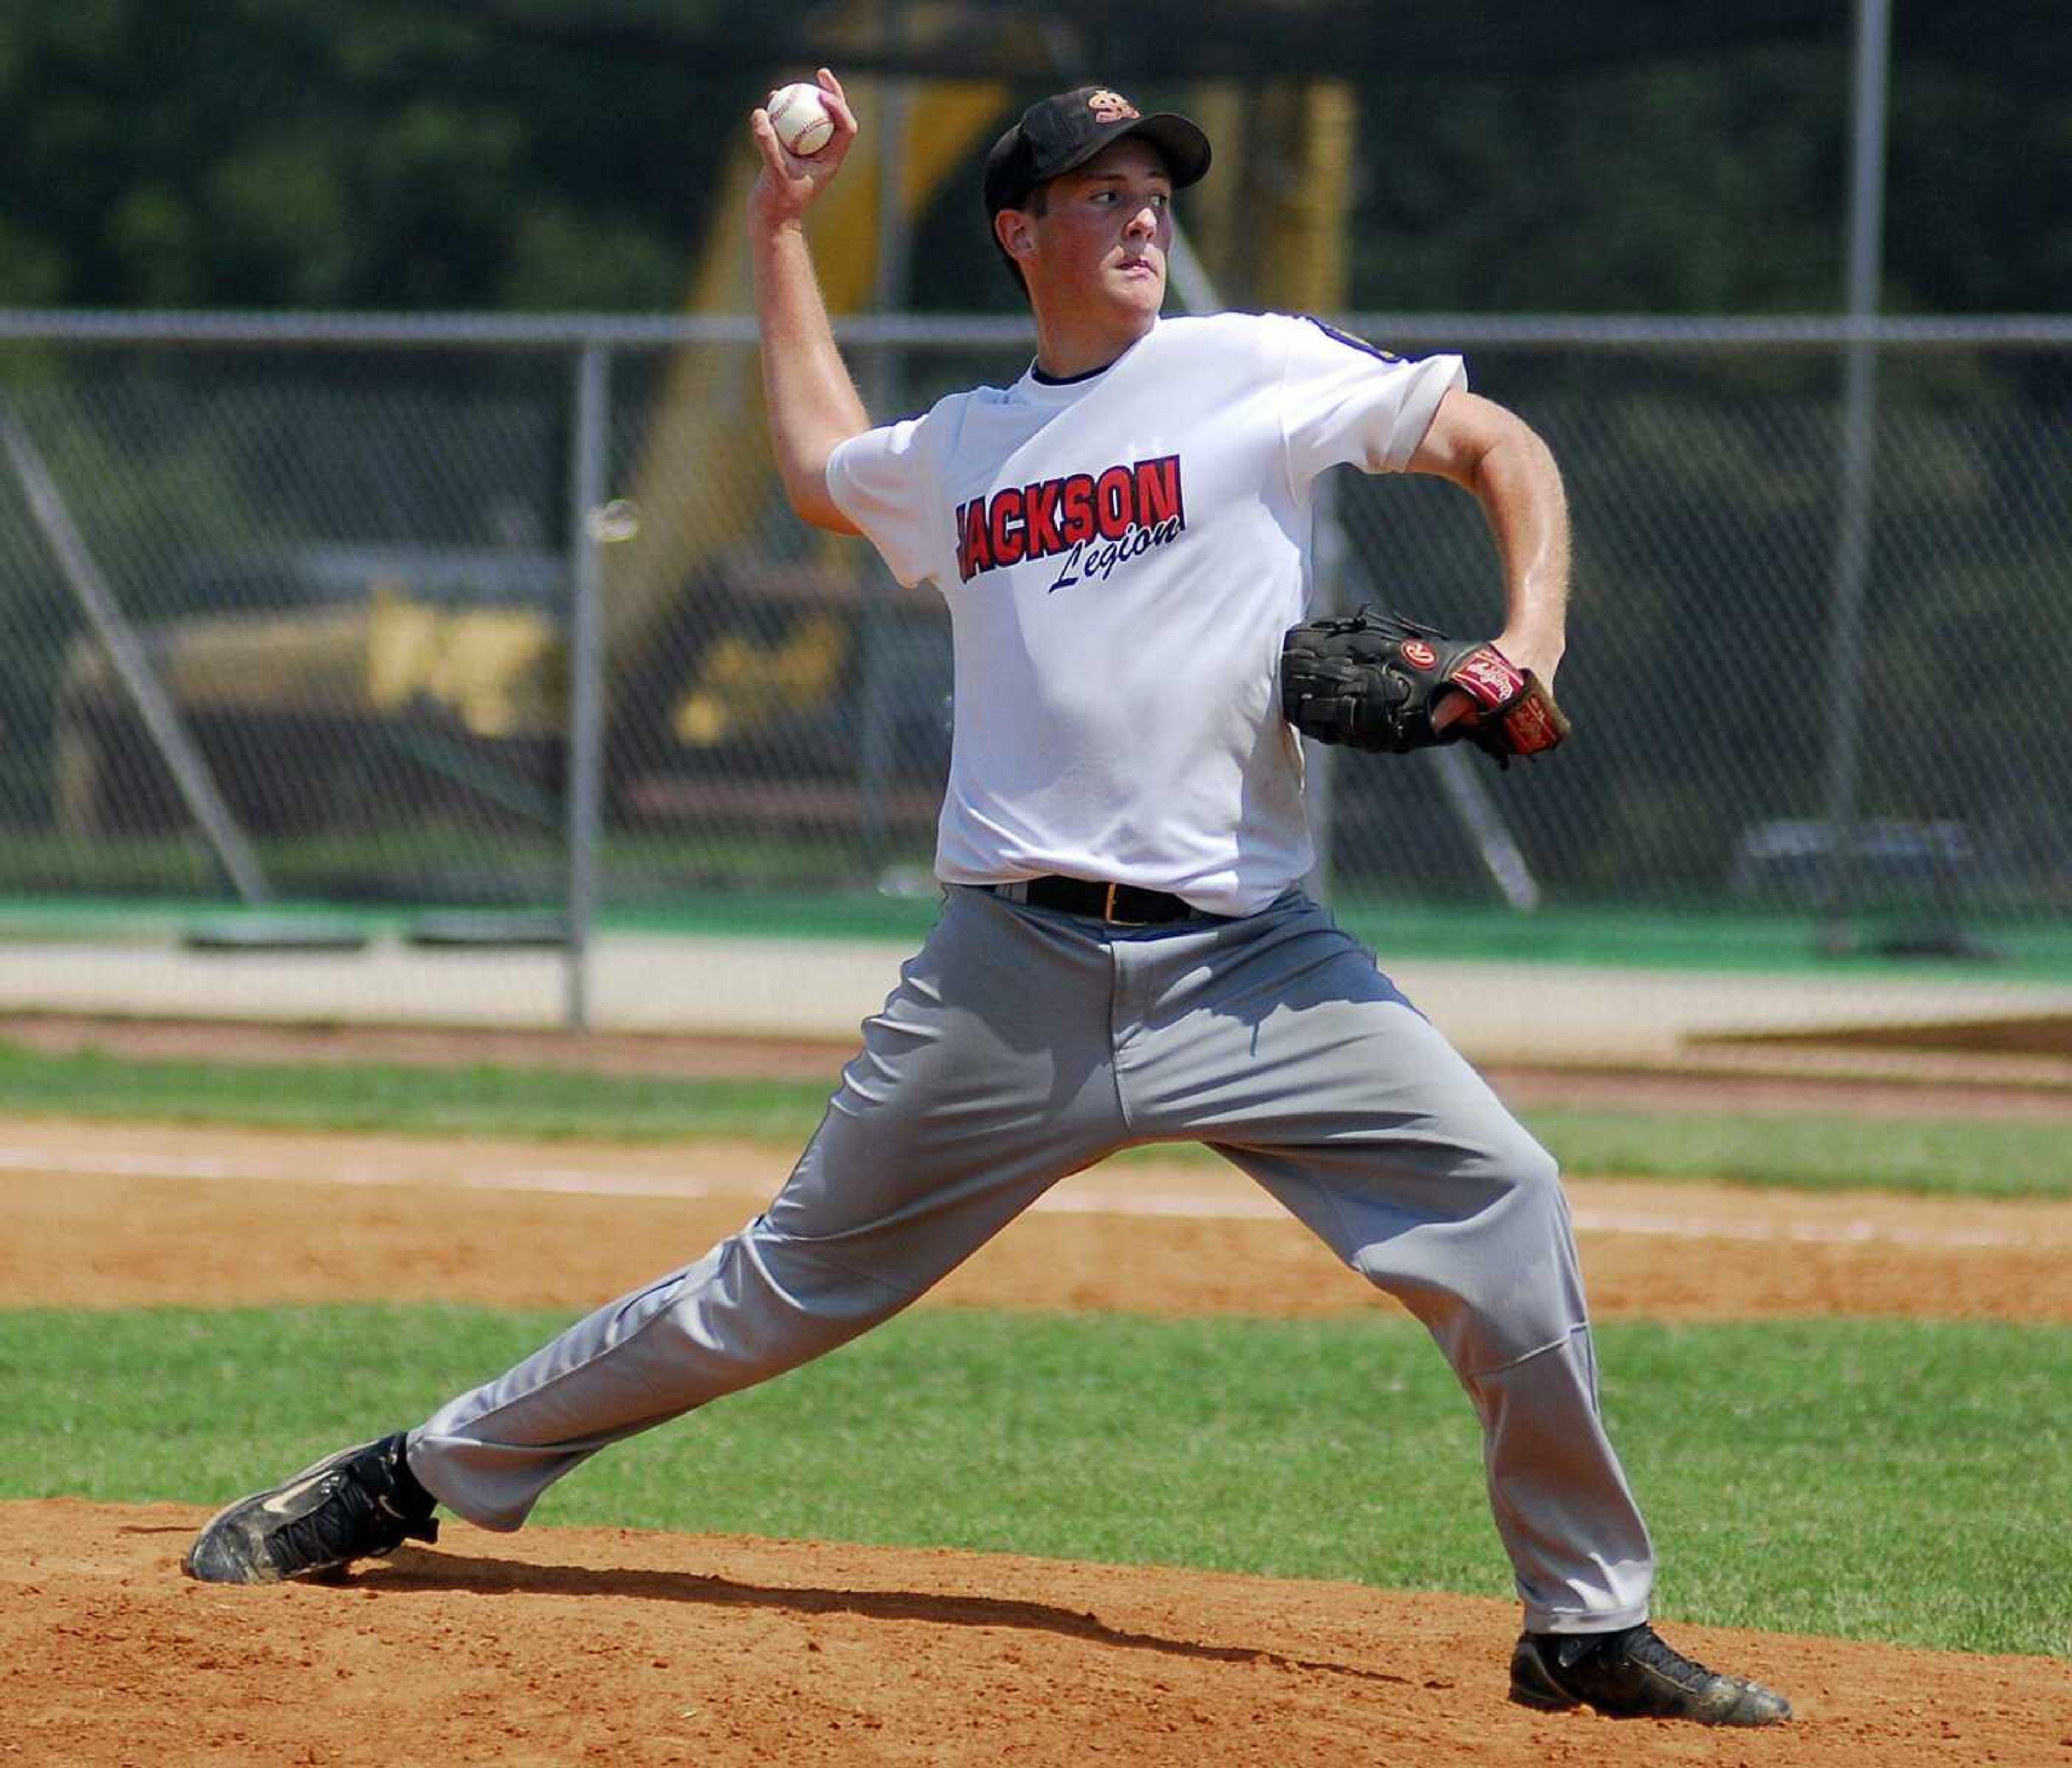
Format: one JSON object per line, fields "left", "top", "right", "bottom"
{"left": 1103, "top": 882, "right": 1147, "bottom": 926}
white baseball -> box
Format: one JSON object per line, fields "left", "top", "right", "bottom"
{"left": 767, "top": 82, "right": 835, "bottom": 158}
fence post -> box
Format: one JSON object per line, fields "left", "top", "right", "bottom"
{"left": 1817, "top": 0, "right": 1892, "bottom": 943}
{"left": 564, "top": 342, "right": 610, "bottom": 1029}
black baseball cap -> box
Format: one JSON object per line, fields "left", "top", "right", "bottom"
{"left": 983, "top": 85, "right": 1212, "bottom": 217}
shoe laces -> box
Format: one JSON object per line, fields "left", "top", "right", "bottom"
{"left": 272, "top": 1449, "right": 434, "bottom": 1570}
{"left": 1622, "top": 1627, "right": 1727, "bottom": 1692}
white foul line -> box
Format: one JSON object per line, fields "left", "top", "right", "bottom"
{"left": 0, "top": 1144, "right": 2055, "bottom": 1251}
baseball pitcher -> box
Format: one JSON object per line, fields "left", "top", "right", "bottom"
{"left": 184, "top": 71, "right": 1789, "bottom": 1729}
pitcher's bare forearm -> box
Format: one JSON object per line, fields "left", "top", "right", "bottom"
{"left": 1408, "top": 390, "right": 1571, "bottom": 686}
{"left": 751, "top": 216, "right": 869, "bottom": 532}
{"left": 1470, "top": 419, "right": 1570, "bottom": 679}
{"left": 745, "top": 68, "right": 869, "bottom": 533}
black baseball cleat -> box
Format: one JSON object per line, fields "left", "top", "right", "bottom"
{"left": 1508, "top": 1623, "right": 1792, "bottom": 1725}
{"left": 182, "top": 1433, "right": 439, "bottom": 1585}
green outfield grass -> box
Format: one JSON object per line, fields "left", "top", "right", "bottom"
{"left": 0, "top": 1039, "right": 2066, "bottom": 1198}
{"left": 1521, "top": 1107, "right": 2071, "bottom": 1198}
{"left": 1, "top": 1305, "right": 2063, "bottom": 1658}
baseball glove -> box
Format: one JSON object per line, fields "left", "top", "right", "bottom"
{"left": 1279, "top": 606, "right": 1571, "bottom": 765}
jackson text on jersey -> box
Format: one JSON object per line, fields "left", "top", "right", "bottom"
{"left": 953, "top": 454, "right": 1185, "bottom": 591}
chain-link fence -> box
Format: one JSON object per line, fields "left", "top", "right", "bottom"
{"left": 1, "top": 312, "right": 2068, "bottom": 1043}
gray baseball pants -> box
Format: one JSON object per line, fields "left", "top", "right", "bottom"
{"left": 409, "top": 884, "right": 1655, "bottom": 1633}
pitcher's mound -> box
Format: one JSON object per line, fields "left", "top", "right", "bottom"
{"left": 5, "top": 1500, "right": 2064, "bottom": 1766}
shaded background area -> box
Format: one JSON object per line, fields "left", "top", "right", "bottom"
{"left": 1, "top": 0, "right": 2068, "bottom": 1037}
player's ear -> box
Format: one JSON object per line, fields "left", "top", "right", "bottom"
{"left": 994, "top": 208, "right": 1035, "bottom": 267}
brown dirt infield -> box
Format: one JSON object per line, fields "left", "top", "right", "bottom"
{"left": 8, "top": 1503, "right": 2068, "bottom": 1768}
{"left": 1, "top": 1119, "right": 2068, "bottom": 1321}
{"left": 6, "top": 1066, "right": 2070, "bottom": 1763}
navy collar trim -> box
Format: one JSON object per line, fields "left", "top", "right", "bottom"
{"left": 1030, "top": 358, "right": 1116, "bottom": 386}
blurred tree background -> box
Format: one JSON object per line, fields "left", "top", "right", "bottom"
{"left": 1, "top": 0, "right": 2067, "bottom": 316}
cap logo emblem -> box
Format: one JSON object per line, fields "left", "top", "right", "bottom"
{"left": 1087, "top": 90, "right": 1140, "bottom": 122}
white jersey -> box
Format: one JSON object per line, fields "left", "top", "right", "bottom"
{"left": 826, "top": 311, "right": 1464, "bottom": 916}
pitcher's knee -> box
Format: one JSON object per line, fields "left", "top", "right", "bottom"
{"left": 1484, "top": 1115, "right": 1560, "bottom": 1193}
{"left": 1402, "top": 1137, "right": 1585, "bottom": 1370}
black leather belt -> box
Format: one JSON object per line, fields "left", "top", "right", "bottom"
{"left": 998, "top": 876, "right": 1199, "bottom": 925}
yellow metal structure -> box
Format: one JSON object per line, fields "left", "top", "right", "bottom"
{"left": 365, "top": 586, "right": 563, "bottom": 739}
{"left": 1183, "top": 78, "right": 1357, "bottom": 315}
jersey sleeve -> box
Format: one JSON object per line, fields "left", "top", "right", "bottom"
{"left": 824, "top": 412, "right": 944, "bottom": 589}
{"left": 1277, "top": 314, "right": 1468, "bottom": 487}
